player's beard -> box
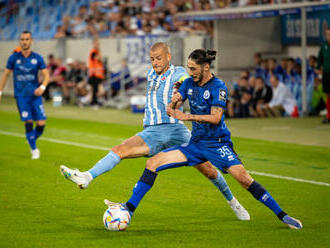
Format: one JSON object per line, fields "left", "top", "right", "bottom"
{"left": 21, "top": 44, "right": 30, "bottom": 51}
{"left": 193, "top": 71, "right": 203, "bottom": 85}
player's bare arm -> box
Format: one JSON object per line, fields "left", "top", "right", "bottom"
{"left": 34, "top": 68, "right": 49, "bottom": 96}
{"left": 169, "top": 106, "right": 224, "bottom": 125}
{"left": 0, "top": 69, "right": 12, "bottom": 102}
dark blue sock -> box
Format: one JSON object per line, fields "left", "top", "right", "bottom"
{"left": 34, "top": 125, "right": 45, "bottom": 139}
{"left": 248, "top": 180, "right": 286, "bottom": 220}
{"left": 25, "top": 122, "right": 36, "bottom": 150}
{"left": 126, "top": 169, "right": 158, "bottom": 214}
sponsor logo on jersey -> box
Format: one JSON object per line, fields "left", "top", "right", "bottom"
{"left": 203, "top": 90, "right": 210, "bottom": 99}
{"left": 228, "top": 155, "right": 235, "bottom": 161}
{"left": 22, "top": 111, "right": 29, "bottom": 118}
{"left": 188, "top": 89, "right": 193, "bottom": 95}
{"left": 31, "top": 58, "right": 37, "bottom": 65}
{"left": 219, "top": 89, "right": 226, "bottom": 101}
{"left": 161, "top": 76, "right": 166, "bottom": 81}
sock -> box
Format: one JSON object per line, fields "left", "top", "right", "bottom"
{"left": 248, "top": 180, "right": 287, "bottom": 220}
{"left": 88, "top": 151, "right": 121, "bottom": 179}
{"left": 326, "top": 97, "right": 330, "bottom": 120}
{"left": 126, "top": 168, "right": 158, "bottom": 214}
{"left": 210, "top": 170, "right": 233, "bottom": 201}
{"left": 34, "top": 125, "right": 45, "bottom": 139}
{"left": 25, "top": 122, "right": 36, "bottom": 150}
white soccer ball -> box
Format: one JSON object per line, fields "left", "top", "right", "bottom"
{"left": 103, "top": 205, "right": 131, "bottom": 231}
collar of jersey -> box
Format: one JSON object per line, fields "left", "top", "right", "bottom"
{"left": 199, "top": 73, "right": 215, "bottom": 87}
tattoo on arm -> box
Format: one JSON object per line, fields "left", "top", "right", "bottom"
{"left": 188, "top": 106, "right": 223, "bottom": 124}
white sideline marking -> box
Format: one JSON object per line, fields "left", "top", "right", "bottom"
{"left": 0, "top": 130, "right": 329, "bottom": 187}
{"left": 248, "top": 170, "right": 330, "bottom": 187}
{"left": 0, "top": 130, "right": 110, "bottom": 151}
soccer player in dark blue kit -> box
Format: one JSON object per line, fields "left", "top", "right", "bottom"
{"left": 106, "top": 49, "right": 303, "bottom": 230}
{"left": 0, "top": 31, "right": 49, "bottom": 159}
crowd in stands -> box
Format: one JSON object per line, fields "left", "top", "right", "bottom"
{"left": 227, "top": 52, "right": 327, "bottom": 118}
{"left": 1, "top": 0, "right": 319, "bottom": 40}
{"left": 43, "top": 53, "right": 137, "bottom": 108}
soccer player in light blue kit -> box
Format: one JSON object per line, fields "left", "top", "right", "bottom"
{"left": 60, "top": 42, "right": 249, "bottom": 220}
{"left": 0, "top": 31, "right": 49, "bottom": 159}
{"left": 106, "top": 49, "right": 303, "bottom": 229}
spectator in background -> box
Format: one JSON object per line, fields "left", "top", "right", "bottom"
{"left": 227, "top": 76, "right": 252, "bottom": 118}
{"left": 47, "top": 54, "right": 57, "bottom": 76}
{"left": 254, "top": 52, "right": 264, "bottom": 78}
{"left": 316, "top": 27, "right": 330, "bottom": 124}
{"left": 311, "top": 77, "right": 326, "bottom": 116}
{"left": 251, "top": 77, "right": 272, "bottom": 117}
{"left": 264, "top": 74, "right": 299, "bottom": 118}
{"left": 88, "top": 37, "right": 105, "bottom": 107}
{"left": 76, "top": 61, "right": 92, "bottom": 107}
{"left": 44, "top": 58, "right": 66, "bottom": 101}
{"left": 72, "top": 5, "right": 88, "bottom": 38}
{"left": 62, "top": 58, "right": 82, "bottom": 104}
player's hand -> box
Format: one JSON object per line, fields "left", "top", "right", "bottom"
{"left": 171, "top": 92, "right": 182, "bottom": 104}
{"left": 168, "top": 109, "right": 189, "bottom": 121}
{"left": 166, "top": 106, "right": 175, "bottom": 116}
{"left": 34, "top": 86, "right": 45, "bottom": 96}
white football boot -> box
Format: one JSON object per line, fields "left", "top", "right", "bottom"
{"left": 31, "top": 148, "right": 40, "bottom": 159}
{"left": 60, "top": 165, "right": 92, "bottom": 189}
{"left": 228, "top": 197, "right": 250, "bottom": 221}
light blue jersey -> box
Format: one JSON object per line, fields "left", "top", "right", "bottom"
{"left": 143, "top": 65, "right": 188, "bottom": 127}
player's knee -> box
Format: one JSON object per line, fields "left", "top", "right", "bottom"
{"left": 238, "top": 174, "right": 253, "bottom": 189}
{"left": 146, "top": 157, "right": 158, "bottom": 172}
{"left": 111, "top": 145, "right": 124, "bottom": 159}
{"left": 196, "top": 164, "right": 217, "bottom": 179}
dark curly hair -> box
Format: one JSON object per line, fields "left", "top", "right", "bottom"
{"left": 188, "top": 49, "right": 216, "bottom": 65}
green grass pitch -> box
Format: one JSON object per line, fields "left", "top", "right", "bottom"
{"left": 0, "top": 97, "right": 330, "bottom": 248}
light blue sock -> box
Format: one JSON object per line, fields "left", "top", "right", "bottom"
{"left": 210, "top": 170, "right": 233, "bottom": 201}
{"left": 88, "top": 151, "right": 121, "bottom": 179}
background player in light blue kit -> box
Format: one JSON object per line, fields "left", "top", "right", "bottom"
{"left": 0, "top": 31, "right": 49, "bottom": 159}
{"left": 60, "top": 42, "right": 249, "bottom": 220}
{"left": 106, "top": 49, "right": 303, "bottom": 230}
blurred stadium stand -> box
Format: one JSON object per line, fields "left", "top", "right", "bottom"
{"left": 0, "top": 0, "right": 329, "bottom": 116}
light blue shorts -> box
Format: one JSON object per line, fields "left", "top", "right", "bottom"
{"left": 137, "top": 123, "right": 191, "bottom": 156}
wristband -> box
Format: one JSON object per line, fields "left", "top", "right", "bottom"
{"left": 0, "top": 91, "right": 2, "bottom": 96}
{"left": 40, "top": 85, "right": 46, "bottom": 90}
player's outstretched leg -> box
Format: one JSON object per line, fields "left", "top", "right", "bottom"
{"left": 60, "top": 165, "right": 93, "bottom": 189}
{"left": 195, "top": 163, "right": 250, "bottom": 220}
{"left": 25, "top": 122, "right": 39, "bottom": 159}
{"left": 59, "top": 151, "right": 120, "bottom": 189}
{"left": 60, "top": 136, "right": 149, "bottom": 189}
{"left": 88, "top": 151, "right": 121, "bottom": 179}
{"left": 228, "top": 164, "right": 303, "bottom": 229}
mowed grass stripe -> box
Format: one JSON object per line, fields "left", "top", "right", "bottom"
{"left": 1, "top": 129, "right": 329, "bottom": 188}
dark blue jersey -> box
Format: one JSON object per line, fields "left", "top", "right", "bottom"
{"left": 6, "top": 51, "right": 46, "bottom": 97}
{"left": 179, "top": 76, "right": 232, "bottom": 143}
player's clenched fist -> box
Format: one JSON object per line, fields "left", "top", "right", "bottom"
{"left": 171, "top": 92, "right": 182, "bottom": 104}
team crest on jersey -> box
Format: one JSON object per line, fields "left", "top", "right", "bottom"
{"left": 188, "top": 89, "right": 193, "bottom": 95}
{"left": 16, "top": 59, "right": 21, "bottom": 64}
{"left": 219, "top": 89, "right": 226, "bottom": 101}
{"left": 22, "top": 111, "right": 28, "bottom": 118}
{"left": 31, "top": 58, "right": 37, "bottom": 65}
{"left": 203, "top": 90, "right": 210, "bottom": 99}
{"left": 161, "top": 76, "right": 166, "bottom": 81}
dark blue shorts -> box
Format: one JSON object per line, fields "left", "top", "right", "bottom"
{"left": 15, "top": 96, "right": 46, "bottom": 121}
{"left": 158, "top": 140, "right": 242, "bottom": 173}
